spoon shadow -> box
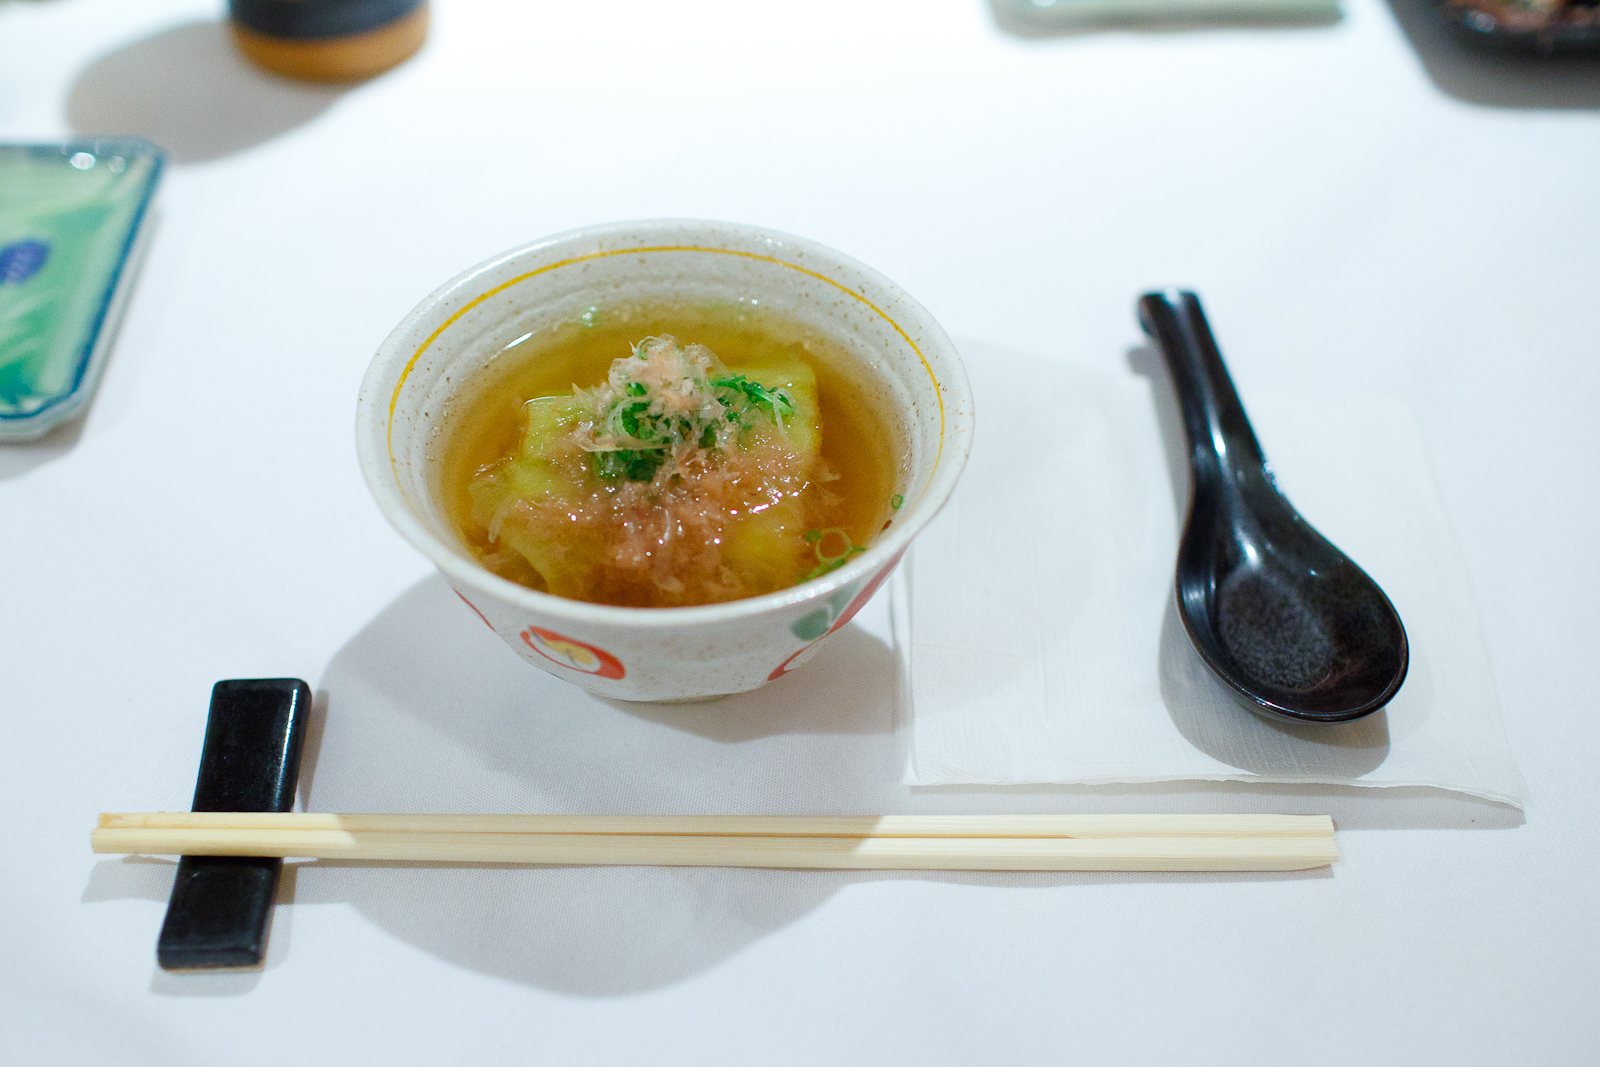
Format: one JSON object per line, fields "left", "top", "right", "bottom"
{"left": 1158, "top": 595, "right": 1391, "bottom": 777}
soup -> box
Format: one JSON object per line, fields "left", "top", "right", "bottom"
{"left": 440, "top": 302, "right": 904, "bottom": 608}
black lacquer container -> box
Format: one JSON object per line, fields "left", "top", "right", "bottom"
{"left": 229, "top": 0, "right": 429, "bottom": 82}
{"left": 1433, "top": 0, "right": 1600, "bottom": 56}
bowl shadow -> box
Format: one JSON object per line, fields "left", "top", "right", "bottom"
{"left": 279, "top": 574, "right": 923, "bottom": 994}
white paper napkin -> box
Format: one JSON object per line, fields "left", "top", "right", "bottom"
{"left": 893, "top": 341, "right": 1526, "bottom": 807}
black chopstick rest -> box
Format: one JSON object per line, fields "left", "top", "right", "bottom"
{"left": 156, "top": 679, "right": 310, "bottom": 971}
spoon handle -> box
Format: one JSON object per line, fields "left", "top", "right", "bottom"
{"left": 1137, "top": 291, "right": 1268, "bottom": 492}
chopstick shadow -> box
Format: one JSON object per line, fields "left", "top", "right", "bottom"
{"left": 277, "top": 863, "right": 1330, "bottom": 996}
{"left": 910, "top": 778, "right": 1523, "bottom": 830}
{"left": 79, "top": 848, "right": 1330, "bottom": 999}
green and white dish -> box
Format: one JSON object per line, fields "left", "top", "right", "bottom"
{"left": 0, "top": 138, "right": 165, "bottom": 441}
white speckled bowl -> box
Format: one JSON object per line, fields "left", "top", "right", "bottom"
{"left": 356, "top": 220, "right": 973, "bottom": 701}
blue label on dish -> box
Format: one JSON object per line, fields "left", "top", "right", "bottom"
{"left": 0, "top": 240, "right": 49, "bottom": 285}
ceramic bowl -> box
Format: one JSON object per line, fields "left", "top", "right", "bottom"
{"left": 356, "top": 219, "right": 973, "bottom": 701}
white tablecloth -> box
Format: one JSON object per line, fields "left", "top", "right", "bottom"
{"left": 3, "top": 1, "right": 1597, "bottom": 1064}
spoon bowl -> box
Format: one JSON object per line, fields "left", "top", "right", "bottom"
{"left": 1138, "top": 291, "right": 1408, "bottom": 725}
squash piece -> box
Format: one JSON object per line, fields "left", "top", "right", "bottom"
{"left": 720, "top": 495, "right": 812, "bottom": 593}
{"left": 718, "top": 353, "right": 823, "bottom": 588}
{"left": 467, "top": 397, "right": 605, "bottom": 597}
{"left": 723, "top": 351, "right": 820, "bottom": 461}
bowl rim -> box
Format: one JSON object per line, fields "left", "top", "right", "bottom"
{"left": 355, "top": 218, "right": 974, "bottom": 630}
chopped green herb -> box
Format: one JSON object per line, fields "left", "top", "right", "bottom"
{"left": 801, "top": 549, "right": 864, "bottom": 583}
{"left": 799, "top": 528, "right": 865, "bottom": 582}
{"left": 582, "top": 336, "right": 803, "bottom": 487}
{"left": 619, "top": 400, "right": 651, "bottom": 438}
{"left": 711, "top": 374, "right": 796, "bottom": 424}
{"left": 813, "top": 528, "right": 852, "bottom": 563}
{"left": 595, "top": 448, "right": 667, "bottom": 482}
{"left": 890, "top": 494, "right": 904, "bottom": 510}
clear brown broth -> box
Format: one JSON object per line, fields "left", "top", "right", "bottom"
{"left": 439, "top": 302, "right": 904, "bottom": 604}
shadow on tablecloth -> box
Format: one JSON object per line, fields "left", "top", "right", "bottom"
{"left": 302, "top": 576, "right": 1327, "bottom": 994}
{"left": 275, "top": 576, "right": 1115, "bottom": 995}
{"left": 82, "top": 574, "right": 1511, "bottom": 996}
{"left": 0, "top": 417, "right": 84, "bottom": 481}
{"left": 66, "top": 21, "right": 347, "bottom": 164}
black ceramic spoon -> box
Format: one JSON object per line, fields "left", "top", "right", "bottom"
{"left": 1137, "top": 291, "right": 1408, "bottom": 725}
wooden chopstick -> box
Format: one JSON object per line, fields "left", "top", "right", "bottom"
{"left": 97, "top": 812, "right": 1331, "bottom": 838}
{"left": 92, "top": 813, "right": 1337, "bottom": 872}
